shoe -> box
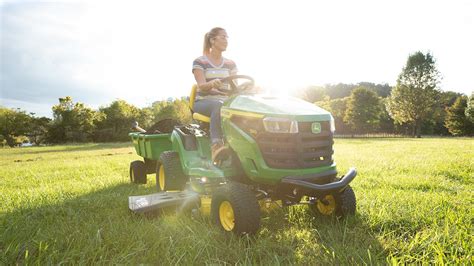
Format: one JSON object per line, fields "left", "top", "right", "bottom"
{"left": 211, "top": 141, "right": 230, "bottom": 164}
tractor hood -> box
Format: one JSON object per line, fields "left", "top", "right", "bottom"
{"left": 225, "top": 95, "right": 332, "bottom": 121}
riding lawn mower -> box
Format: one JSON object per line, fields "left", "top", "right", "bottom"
{"left": 128, "top": 75, "right": 356, "bottom": 235}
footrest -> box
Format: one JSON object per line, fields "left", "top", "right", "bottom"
{"left": 129, "top": 191, "right": 201, "bottom": 213}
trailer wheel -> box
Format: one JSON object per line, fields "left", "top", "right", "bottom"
{"left": 130, "top": 160, "right": 147, "bottom": 184}
{"left": 157, "top": 151, "right": 187, "bottom": 191}
{"left": 211, "top": 182, "right": 261, "bottom": 235}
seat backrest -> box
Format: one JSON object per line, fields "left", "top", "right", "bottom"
{"left": 189, "top": 84, "right": 198, "bottom": 111}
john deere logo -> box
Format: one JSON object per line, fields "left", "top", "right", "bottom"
{"left": 311, "top": 122, "right": 321, "bottom": 134}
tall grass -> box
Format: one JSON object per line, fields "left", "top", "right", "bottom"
{"left": 1, "top": 139, "right": 472, "bottom": 264}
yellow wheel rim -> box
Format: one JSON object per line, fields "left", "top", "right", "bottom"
{"left": 159, "top": 165, "right": 165, "bottom": 191}
{"left": 219, "top": 201, "right": 235, "bottom": 231}
{"left": 316, "top": 195, "right": 336, "bottom": 215}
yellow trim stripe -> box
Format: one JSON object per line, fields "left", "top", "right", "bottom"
{"left": 193, "top": 113, "right": 211, "bottom": 122}
{"left": 221, "top": 108, "right": 264, "bottom": 119}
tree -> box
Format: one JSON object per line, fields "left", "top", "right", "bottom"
{"left": 28, "top": 116, "right": 51, "bottom": 145}
{"left": 324, "top": 83, "right": 355, "bottom": 99}
{"left": 296, "top": 86, "right": 328, "bottom": 102}
{"left": 0, "top": 134, "right": 5, "bottom": 147}
{"left": 386, "top": 51, "right": 441, "bottom": 137}
{"left": 48, "top": 97, "right": 103, "bottom": 142}
{"left": 378, "top": 100, "right": 396, "bottom": 133}
{"left": 357, "top": 82, "right": 392, "bottom": 98}
{"left": 95, "top": 100, "right": 147, "bottom": 142}
{"left": 0, "top": 107, "right": 32, "bottom": 147}
{"left": 344, "top": 87, "right": 383, "bottom": 133}
{"left": 315, "top": 97, "right": 349, "bottom": 134}
{"left": 150, "top": 99, "right": 192, "bottom": 124}
{"left": 445, "top": 96, "right": 473, "bottom": 136}
{"left": 426, "top": 91, "right": 463, "bottom": 135}
{"left": 466, "top": 92, "right": 474, "bottom": 123}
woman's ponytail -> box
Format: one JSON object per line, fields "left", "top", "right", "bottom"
{"left": 203, "top": 27, "right": 225, "bottom": 55}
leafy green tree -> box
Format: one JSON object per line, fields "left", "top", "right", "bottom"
{"left": 466, "top": 92, "right": 474, "bottom": 123}
{"left": 0, "top": 107, "right": 32, "bottom": 147}
{"left": 0, "top": 134, "right": 5, "bottom": 147}
{"left": 316, "top": 97, "right": 349, "bottom": 134}
{"left": 297, "top": 82, "right": 391, "bottom": 102}
{"left": 386, "top": 51, "right": 441, "bottom": 137}
{"left": 377, "top": 98, "right": 396, "bottom": 133}
{"left": 48, "top": 97, "right": 103, "bottom": 142}
{"left": 95, "top": 100, "right": 147, "bottom": 142}
{"left": 150, "top": 98, "right": 192, "bottom": 124}
{"left": 426, "top": 91, "right": 463, "bottom": 135}
{"left": 138, "top": 107, "right": 154, "bottom": 129}
{"left": 29, "top": 116, "right": 52, "bottom": 145}
{"left": 344, "top": 87, "right": 383, "bottom": 133}
{"left": 49, "top": 96, "right": 75, "bottom": 142}
{"left": 445, "top": 96, "right": 473, "bottom": 136}
{"left": 296, "top": 86, "right": 328, "bottom": 102}
{"left": 357, "top": 82, "right": 392, "bottom": 98}
{"left": 324, "top": 83, "right": 355, "bottom": 99}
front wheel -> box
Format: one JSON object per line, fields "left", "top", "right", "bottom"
{"left": 309, "top": 186, "right": 356, "bottom": 218}
{"left": 211, "top": 182, "right": 261, "bottom": 235}
{"left": 335, "top": 186, "right": 356, "bottom": 217}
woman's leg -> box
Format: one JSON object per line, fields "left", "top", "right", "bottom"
{"left": 193, "top": 99, "right": 224, "bottom": 144}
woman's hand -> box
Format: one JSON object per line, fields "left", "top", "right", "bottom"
{"left": 210, "top": 79, "right": 222, "bottom": 89}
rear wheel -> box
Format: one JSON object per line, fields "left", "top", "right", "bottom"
{"left": 156, "top": 151, "right": 188, "bottom": 191}
{"left": 130, "top": 160, "right": 146, "bottom": 184}
{"left": 211, "top": 182, "right": 261, "bottom": 235}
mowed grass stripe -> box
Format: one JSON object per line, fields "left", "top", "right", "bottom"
{"left": 0, "top": 138, "right": 472, "bottom": 264}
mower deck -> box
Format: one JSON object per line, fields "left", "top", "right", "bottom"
{"left": 129, "top": 190, "right": 200, "bottom": 213}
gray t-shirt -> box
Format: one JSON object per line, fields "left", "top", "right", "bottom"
{"left": 192, "top": 55, "right": 238, "bottom": 100}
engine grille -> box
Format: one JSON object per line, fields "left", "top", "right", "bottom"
{"left": 231, "top": 117, "right": 334, "bottom": 169}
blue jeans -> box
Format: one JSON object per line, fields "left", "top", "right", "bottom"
{"left": 193, "top": 99, "right": 223, "bottom": 144}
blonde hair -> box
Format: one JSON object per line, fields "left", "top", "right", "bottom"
{"left": 203, "top": 27, "right": 225, "bottom": 55}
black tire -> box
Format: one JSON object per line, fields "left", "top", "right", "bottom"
{"left": 335, "top": 186, "right": 356, "bottom": 218}
{"left": 157, "top": 151, "right": 187, "bottom": 191}
{"left": 211, "top": 182, "right": 261, "bottom": 235}
{"left": 130, "top": 160, "right": 146, "bottom": 184}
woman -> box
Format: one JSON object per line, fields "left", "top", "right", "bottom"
{"left": 192, "top": 27, "right": 237, "bottom": 163}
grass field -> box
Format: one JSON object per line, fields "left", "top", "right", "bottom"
{"left": 1, "top": 138, "right": 473, "bottom": 264}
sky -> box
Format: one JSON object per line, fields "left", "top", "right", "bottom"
{"left": 1, "top": 0, "right": 473, "bottom": 118}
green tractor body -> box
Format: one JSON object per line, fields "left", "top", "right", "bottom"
{"left": 222, "top": 95, "right": 337, "bottom": 184}
{"left": 129, "top": 76, "right": 357, "bottom": 235}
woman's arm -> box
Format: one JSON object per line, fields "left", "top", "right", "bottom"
{"left": 193, "top": 69, "right": 222, "bottom": 91}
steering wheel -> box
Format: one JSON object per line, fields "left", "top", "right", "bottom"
{"left": 220, "top": 75, "right": 255, "bottom": 94}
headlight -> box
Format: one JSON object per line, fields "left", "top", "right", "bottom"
{"left": 330, "top": 117, "right": 335, "bottom": 133}
{"left": 263, "top": 117, "right": 298, "bottom": 133}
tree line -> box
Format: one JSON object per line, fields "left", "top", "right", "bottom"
{"left": 0, "top": 97, "right": 192, "bottom": 147}
{"left": 295, "top": 52, "right": 473, "bottom": 137}
{"left": 1, "top": 51, "right": 473, "bottom": 147}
